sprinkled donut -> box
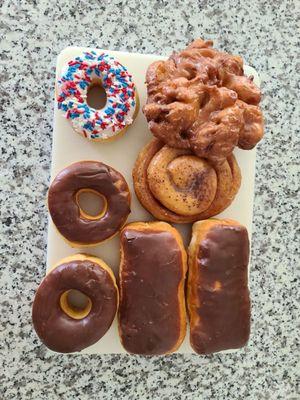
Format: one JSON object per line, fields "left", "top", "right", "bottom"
{"left": 57, "top": 51, "right": 139, "bottom": 141}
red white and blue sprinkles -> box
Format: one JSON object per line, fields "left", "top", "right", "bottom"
{"left": 57, "top": 51, "right": 137, "bottom": 140}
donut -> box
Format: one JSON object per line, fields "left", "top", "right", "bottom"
{"left": 48, "top": 161, "right": 131, "bottom": 247}
{"left": 187, "top": 219, "right": 250, "bottom": 354}
{"left": 143, "top": 39, "right": 264, "bottom": 163}
{"left": 32, "top": 254, "right": 118, "bottom": 353}
{"left": 118, "top": 222, "right": 187, "bottom": 355}
{"left": 57, "top": 51, "right": 139, "bottom": 141}
{"left": 132, "top": 139, "right": 241, "bottom": 223}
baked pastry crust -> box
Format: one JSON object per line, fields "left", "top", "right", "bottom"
{"left": 133, "top": 139, "right": 241, "bottom": 223}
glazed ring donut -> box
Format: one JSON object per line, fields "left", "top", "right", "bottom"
{"left": 133, "top": 139, "right": 241, "bottom": 223}
{"left": 57, "top": 51, "right": 139, "bottom": 141}
{"left": 32, "top": 254, "right": 118, "bottom": 353}
{"left": 48, "top": 161, "right": 131, "bottom": 247}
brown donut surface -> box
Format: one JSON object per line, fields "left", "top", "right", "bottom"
{"left": 48, "top": 161, "right": 131, "bottom": 246}
{"left": 32, "top": 255, "right": 118, "bottom": 353}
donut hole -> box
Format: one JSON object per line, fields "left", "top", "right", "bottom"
{"left": 60, "top": 289, "right": 92, "bottom": 320}
{"left": 87, "top": 82, "right": 107, "bottom": 110}
{"left": 76, "top": 189, "right": 107, "bottom": 220}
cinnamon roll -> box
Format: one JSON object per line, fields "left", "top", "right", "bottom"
{"left": 133, "top": 139, "right": 241, "bottom": 223}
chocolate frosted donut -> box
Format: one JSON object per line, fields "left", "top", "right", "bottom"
{"left": 48, "top": 161, "right": 131, "bottom": 246}
{"left": 32, "top": 254, "right": 118, "bottom": 353}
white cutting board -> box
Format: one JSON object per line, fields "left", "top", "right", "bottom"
{"left": 47, "top": 47, "right": 260, "bottom": 354}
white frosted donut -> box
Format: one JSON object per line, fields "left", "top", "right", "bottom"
{"left": 57, "top": 51, "right": 138, "bottom": 141}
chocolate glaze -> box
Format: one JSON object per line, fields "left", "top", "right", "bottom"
{"left": 190, "top": 224, "right": 250, "bottom": 354}
{"left": 119, "top": 229, "right": 185, "bottom": 355}
{"left": 48, "top": 161, "right": 130, "bottom": 244}
{"left": 32, "top": 260, "right": 118, "bottom": 353}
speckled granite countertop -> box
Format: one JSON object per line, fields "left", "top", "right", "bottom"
{"left": 1, "top": 0, "right": 299, "bottom": 399}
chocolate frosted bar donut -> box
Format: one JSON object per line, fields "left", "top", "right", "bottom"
{"left": 187, "top": 219, "right": 250, "bottom": 354}
{"left": 119, "top": 221, "right": 187, "bottom": 355}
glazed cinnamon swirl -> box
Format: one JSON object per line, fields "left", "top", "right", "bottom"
{"left": 133, "top": 139, "right": 241, "bottom": 223}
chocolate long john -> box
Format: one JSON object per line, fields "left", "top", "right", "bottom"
{"left": 118, "top": 222, "right": 187, "bottom": 355}
{"left": 187, "top": 219, "right": 250, "bottom": 354}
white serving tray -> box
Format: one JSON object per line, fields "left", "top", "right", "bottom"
{"left": 47, "top": 47, "right": 260, "bottom": 354}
